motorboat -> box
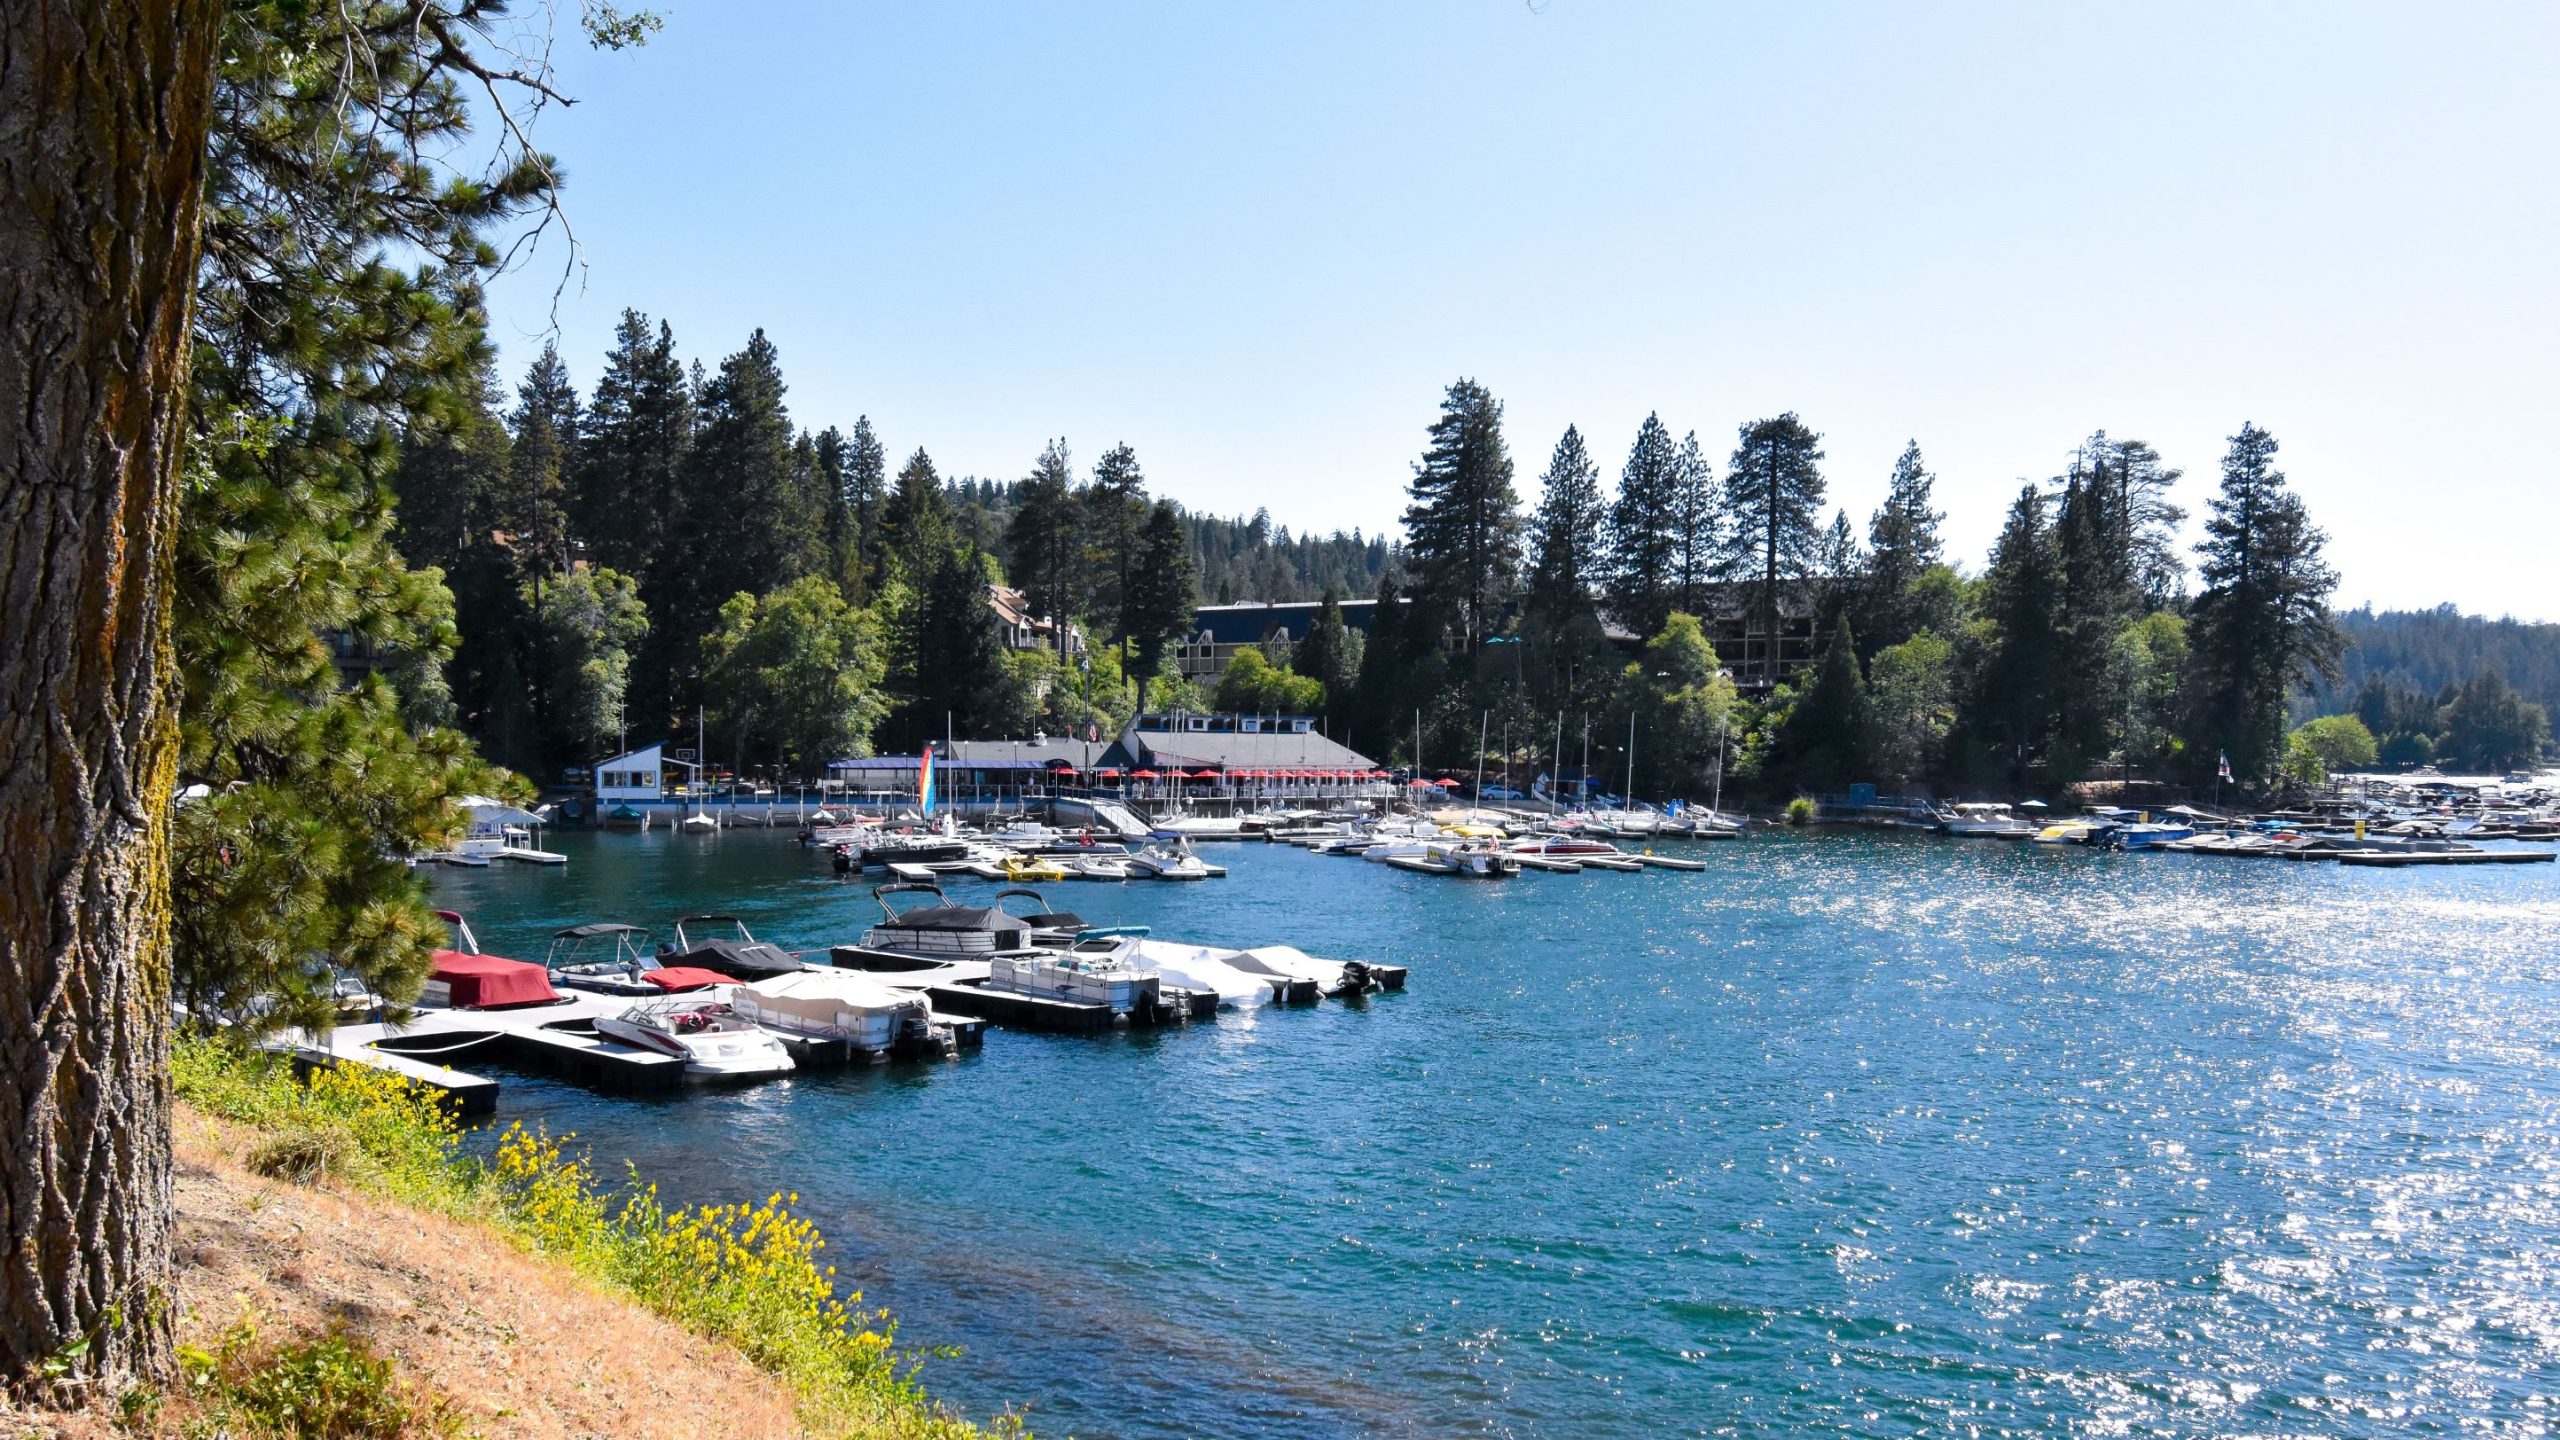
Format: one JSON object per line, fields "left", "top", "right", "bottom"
{"left": 986, "top": 941, "right": 1166, "bottom": 1014}
{"left": 2104, "top": 820, "right": 2197, "bottom": 850}
{"left": 594, "top": 995, "right": 795, "bottom": 1081}
{"left": 997, "top": 854, "right": 1069, "bottom": 883}
{"left": 1427, "top": 840, "right": 1519, "bottom": 877}
{"left": 993, "top": 888, "right": 1095, "bottom": 948}
{"left": 1128, "top": 840, "right": 1212, "bottom": 881}
{"left": 1941, "top": 802, "right": 2039, "bottom": 839}
{"left": 1064, "top": 854, "right": 1134, "bottom": 881}
{"left": 1066, "top": 929, "right": 1300, "bottom": 1008}
{"left": 728, "top": 969, "right": 953, "bottom": 1055}
{"left": 856, "top": 883, "right": 1035, "bottom": 958}
{"left": 544, "top": 923, "right": 729, "bottom": 997}
{"left": 421, "top": 911, "right": 564, "bottom": 1009}
{"left": 657, "top": 915, "right": 812, "bottom": 981}
{"left": 600, "top": 803, "right": 652, "bottom": 831}
{"left": 1221, "top": 944, "right": 1387, "bottom": 997}
{"left": 1504, "top": 832, "right": 1623, "bottom": 859}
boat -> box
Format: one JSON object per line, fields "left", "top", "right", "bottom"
{"left": 1941, "top": 802, "right": 2038, "bottom": 839}
{"left": 594, "top": 995, "right": 796, "bottom": 1080}
{"left": 678, "top": 811, "right": 720, "bottom": 834}
{"left": 543, "top": 923, "right": 730, "bottom": 997}
{"left": 855, "top": 884, "right": 1036, "bottom": 959}
{"left": 1220, "top": 944, "right": 1389, "bottom": 996}
{"left": 1633, "top": 850, "right": 1707, "bottom": 871}
{"left": 1064, "top": 854, "right": 1134, "bottom": 881}
{"left": 600, "top": 802, "right": 652, "bottom": 831}
{"left": 1128, "top": 840, "right": 1212, "bottom": 881}
{"left": 997, "top": 854, "right": 1069, "bottom": 883}
{"left": 728, "top": 969, "right": 954, "bottom": 1056}
{"left": 1426, "top": 840, "right": 1519, "bottom": 877}
{"left": 1385, "top": 853, "right": 1456, "bottom": 875}
{"left": 1066, "top": 929, "right": 1304, "bottom": 1008}
{"left": 421, "top": 911, "right": 564, "bottom": 1009}
{"left": 657, "top": 915, "right": 812, "bottom": 981}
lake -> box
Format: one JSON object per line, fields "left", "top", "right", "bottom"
{"left": 423, "top": 826, "right": 2560, "bottom": 1438}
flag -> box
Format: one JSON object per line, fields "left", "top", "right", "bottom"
{"left": 918, "top": 747, "right": 936, "bottom": 815}
{"left": 2217, "top": 750, "right": 2232, "bottom": 782}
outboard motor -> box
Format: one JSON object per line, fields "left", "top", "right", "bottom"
{"left": 830, "top": 845, "right": 854, "bottom": 875}
{"left": 1340, "top": 960, "right": 1379, "bottom": 995}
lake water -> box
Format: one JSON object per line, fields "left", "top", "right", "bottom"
{"left": 425, "top": 827, "right": 2560, "bottom": 1438}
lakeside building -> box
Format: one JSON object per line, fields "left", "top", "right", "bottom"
{"left": 1099, "top": 711, "right": 1379, "bottom": 775}
{"left": 989, "top": 582, "right": 1086, "bottom": 656}
{"left": 591, "top": 741, "right": 673, "bottom": 804}
{"left": 1176, "top": 600, "right": 1388, "bottom": 683}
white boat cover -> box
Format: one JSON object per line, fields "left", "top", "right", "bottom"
{"left": 1132, "top": 939, "right": 1279, "bottom": 1008}
{"left": 732, "top": 970, "right": 928, "bottom": 1046}
{"left": 1232, "top": 944, "right": 1352, "bottom": 991}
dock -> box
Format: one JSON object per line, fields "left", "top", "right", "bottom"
{"left": 274, "top": 986, "right": 984, "bottom": 1115}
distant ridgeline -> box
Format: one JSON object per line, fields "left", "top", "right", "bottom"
{"left": 2301, "top": 606, "right": 2560, "bottom": 720}
{"left": 947, "top": 480, "right": 1396, "bottom": 603}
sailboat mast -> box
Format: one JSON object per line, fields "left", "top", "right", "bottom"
{"left": 1625, "top": 710, "right": 1636, "bottom": 808}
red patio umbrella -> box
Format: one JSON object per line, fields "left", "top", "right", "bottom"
{"left": 1131, "top": 769, "right": 1160, "bottom": 779}
{"left": 1191, "top": 768, "right": 1221, "bottom": 780}
{"left": 1405, "top": 778, "right": 1435, "bottom": 788}
{"left": 1432, "top": 777, "right": 1461, "bottom": 788}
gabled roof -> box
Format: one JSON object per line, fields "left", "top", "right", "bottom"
{"left": 1111, "top": 724, "right": 1376, "bottom": 772}
{"left": 1187, "top": 599, "right": 1384, "bottom": 646}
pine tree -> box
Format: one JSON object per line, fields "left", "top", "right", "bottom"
{"left": 1603, "top": 413, "right": 1682, "bottom": 638}
{"left": 1778, "top": 617, "right": 1868, "bottom": 788}
{"left": 1086, "top": 442, "right": 1149, "bottom": 638}
{"left": 515, "top": 341, "right": 581, "bottom": 462}
{"left": 576, "top": 310, "right": 693, "bottom": 579}
{"left": 2182, "top": 423, "right": 2341, "bottom": 786}
{"left": 881, "top": 447, "right": 955, "bottom": 587}
{"left": 1967, "top": 485, "right": 2066, "bottom": 783}
{"left": 1856, "top": 441, "right": 1945, "bottom": 655}
{"left": 845, "top": 415, "right": 888, "bottom": 594}
{"left": 1526, "top": 425, "right": 1605, "bottom": 625}
{"left": 1292, "top": 586, "right": 1361, "bottom": 722}
{"left": 665, "top": 329, "right": 806, "bottom": 708}
{"left": 1720, "top": 414, "right": 1829, "bottom": 686}
{"left": 1121, "top": 499, "right": 1197, "bottom": 713}
{"left": 1401, "top": 378, "right": 1521, "bottom": 652}
{"left": 504, "top": 381, "right": 571, "bottom": 580}
{"left": 1671, "top": 430, "right": 1717, "bottom": 618}
{"left": 1002, "top": 438, "right": 1085, "bottom": 648}
{"left": 905, "top": 547, "right": 1008, "bottom": 740}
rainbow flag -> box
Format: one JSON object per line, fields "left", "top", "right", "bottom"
{"left": 918, "top": 747, "right": 936, "bottom": 815}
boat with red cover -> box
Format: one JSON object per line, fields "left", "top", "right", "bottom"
{"left": 422, "top": 911, "right": 565, "bottom": 1009}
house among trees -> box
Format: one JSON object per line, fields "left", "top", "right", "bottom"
{"left": 592, "top": 740, "right": 675, "bottom": 804}
{"left": 987, "top": 582, "right": 1086, "bottom": 656}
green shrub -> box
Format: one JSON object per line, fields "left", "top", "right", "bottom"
{"left": 180, "top": 1319, "right": 461, "bottom": 1439}
{"left": 175, "top": 1038, "right": 1001, "bottom": 1438}
{"left": 1786, "top": 796, "right": 1816, "bottom": 825}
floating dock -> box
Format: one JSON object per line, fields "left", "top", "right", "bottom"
{"left": 275, "top": 987, "right": 984, "bottom": 1116}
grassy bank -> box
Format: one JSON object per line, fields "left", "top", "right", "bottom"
{"left": 171, "top": 1040, "right": 1015, "bottom": 1439}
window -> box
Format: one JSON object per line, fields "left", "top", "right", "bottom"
{"left": 1291, "top": 719, "right": 1312, "bottom": 734}
{"left": 1241, "top": 717, "right": 1263, "bottom": 733}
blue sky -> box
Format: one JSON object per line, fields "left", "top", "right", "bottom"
{"left": 485, "top": 1, "right": 2558, "bottom": 619}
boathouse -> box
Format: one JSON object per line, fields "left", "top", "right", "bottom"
{"left": 1100, "top": 712, "right": 1379, "bottom": 777}
{"left": 592, "top": 741, "right": 672, "bottom": 804}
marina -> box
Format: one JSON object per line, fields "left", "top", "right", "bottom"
{"left": 398, "top": 821, "right": 2560, "bottom": 1438}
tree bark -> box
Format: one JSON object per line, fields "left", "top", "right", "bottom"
{"left": 0, "top": 0, "right": 221, "bottom": 1393}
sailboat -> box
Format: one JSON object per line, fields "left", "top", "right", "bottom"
{"left": 679, "top": 706, "right": 719, "bottom": 831}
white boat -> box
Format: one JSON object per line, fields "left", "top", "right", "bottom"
{"left": 1426, "top": 840, "right": 1519, "bottom": 877}
{"left": 1064, "top": 855, "right": 1134, "bottom": 881}
{"left": 1222, "top": 944, "right": 1387, "bottom": 997}
{"left": 1942, "top": 802, "right": 2039, "bottom": 839}
{"left": 729, "top": 969, "right": 948, "bottom": 1054}
{"left": 679, "top": 811, "right": 720, "bottom": 834}
{"left": 986, "top": 947, "right": 1164, "bottom": 1013}
{"left": 1121, "top": 936, "right": 1292, "bottom": 1007}
{"left": 1128, "top": 840, "right": 1212, "bottom": 881}
{"left": 595, "top": 994, "right": 796, "bottom": 1081}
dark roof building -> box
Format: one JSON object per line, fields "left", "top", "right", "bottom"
{"left": 1178, "top": 599, "right": 1395, "bottom": 681}
{"left": 1100, "top": 712, "right": 1378, "bottom": 774}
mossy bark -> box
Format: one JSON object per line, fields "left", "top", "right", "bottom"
{"left": 0, "top": 0, "right": 222, "bottom": 1392}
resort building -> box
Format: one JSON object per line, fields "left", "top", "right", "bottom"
{"left": 1176, "top": 599, "right": 1389, "bottom": 682}
{"left": 1100, "top": 711, "right": 1379, "bottom": 776}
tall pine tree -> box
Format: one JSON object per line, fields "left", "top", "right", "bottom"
{"left": 1603, "top": 413, "right": 1683, "bottom": 638}
{"left": 2182, "top": 423, "right": 2341, "bottom": 786}
{"left": 1401, "top": 378, "right": 1521, "bottom": 653}
{"left": 1720, "top": 413, "right": 1828, "bottom": 686}
{"left": 1856, "top": 441, "right": 1944, "bottom": 655}
{"left": 1121, "top": 498, "right": 1196, "bottom": 713}
{"left": 1526, "top": 425, "right": 1604, "bottom": 624}
{"left": 1670, "top": 430, "right": 1717, "bottom": 619}
{"left": 1967, "top": 485, "right": 2066, "bottom": 783}
{"left": 1002, "top": 437, "right": 1085, "bottom": 648}
{"left": 665, "top": 329, "right": 807, "bottom": 709}
{"left": 1085, "top": 442, "right": 1149, "bottom": 639}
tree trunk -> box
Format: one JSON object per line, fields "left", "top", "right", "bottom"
{"left": 0, "top": 0, "right": 222, "bottom": 1393}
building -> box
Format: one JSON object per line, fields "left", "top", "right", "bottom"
{"left": 591, "top": 741, "right": 679, "bottom": 804}
{"left": 988, "top": 583, "right": 1086, "bottom": 656}
{"left": 1176, "top": 599, "right": 1387, "bottom": 683}
{"left": 1100, "top": 712, "right": 1379, "bottom": 775}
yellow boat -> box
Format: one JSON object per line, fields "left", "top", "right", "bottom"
{"left": 999, "top": 854, "right": 1068, "bottom": 882}
{"left": 1443, "top": 823, "right": 1506, "bottom": 839}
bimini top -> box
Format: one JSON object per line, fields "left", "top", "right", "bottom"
{"left": 875, "top": 905, "right": 1007, "bottom": 932}
{"left": 555, "top": 922, "right": 649, "bottom": 939}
